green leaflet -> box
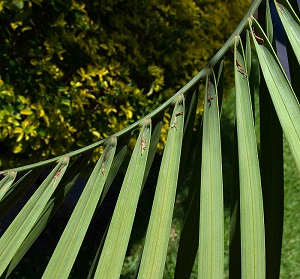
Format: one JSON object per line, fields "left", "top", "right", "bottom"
{"left": 234, "top": 37, "right": 265, "bottom": 278}
{"left": 198, "top": 73, "right": 224, "bottom": 278}
{"left": 138, "top": 96, "right": 185, "bottom": 279}
{"left": 274, "top": 0, "right": 300, "bottom": 64}
{"left": 0, "top": 171, "right": 17, "bottom": 201}
{"left": 251, "top": 16, "right": 300, "bottom": 173}
{"left": 0, "top": 157, "right": 69, "bottom": 276}
{"left": 4, "top": 152, "right": 92, "bottom": 278}
{"left": 0, "top": 168, "right": 44, "bottom": 220}
{"left": 94, "top": 120, "right": 151, "bottom": 279}
{"left": 42, "top": 141, "right": 116, "bottom": 279}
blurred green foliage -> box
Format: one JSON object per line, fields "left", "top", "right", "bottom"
{"left": 0, "top": 0, "right": 250, "bottom": 168}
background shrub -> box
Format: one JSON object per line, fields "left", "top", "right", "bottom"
{"left": 0, "top": 0, "right": 250, "bottom": 168}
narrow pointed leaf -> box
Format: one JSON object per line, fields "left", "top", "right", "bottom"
{"left": 42, "top": 140, "right": 117, "bottom": 279}
{"left": 138, "top": 96, "right": 185, "bottom": 279}
{"left": 234, "top": 37, "right": 265, "bottom": 278}
{"left": 275, "top": 0, "right": 300, "bottom": 64}
{"left": 0, "top": 157, "right": 69, "bottom": 276}
{"left": 0, "top": 168, "right": 44, "bottom": 220}
{"left": 0, "top": 171, "right": 17, "bottom": 201}
{"left": 198, "top": 74, "right": 224, "bottom": 278}
{"left": 3, "top": 152, "right": 92, "bottom": 278}
{"left": 251, "top": 17, "right": 300, "bottom": 173}
{"left": 94, "top": 120, "right": 151, "bottom": 278}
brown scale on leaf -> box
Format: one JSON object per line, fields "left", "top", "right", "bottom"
{"left": 253, "top": 28, "right": 264, "bottom": 45}
{"left": 207, "top": 95, "right": 214, "bottom": 108}
{"left": 101, "top": 152, "right": 109, "bottom": 177}
{"left": 276, "top": 1, "right": 283, "bottom": 13}
{"left": 141, "top": 134, "right": 147, "bottom": 155}
{"left": 170, "top": 112, "right": 183, "bottom": 128}
{"left": 53, "top": 168, "right": 62, "bottom": 188}
{"left": 207, "top": 81, "right": 214, "bottom": 108}
{"left": 236, "top": 58, "right": 248, "bottom": 77}
{"left": 254, "top": 33, "right": 264, "bottom": 45}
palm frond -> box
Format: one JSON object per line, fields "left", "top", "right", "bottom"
{"left": 0, "top": 0, "right": 299, "bottom": 278}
